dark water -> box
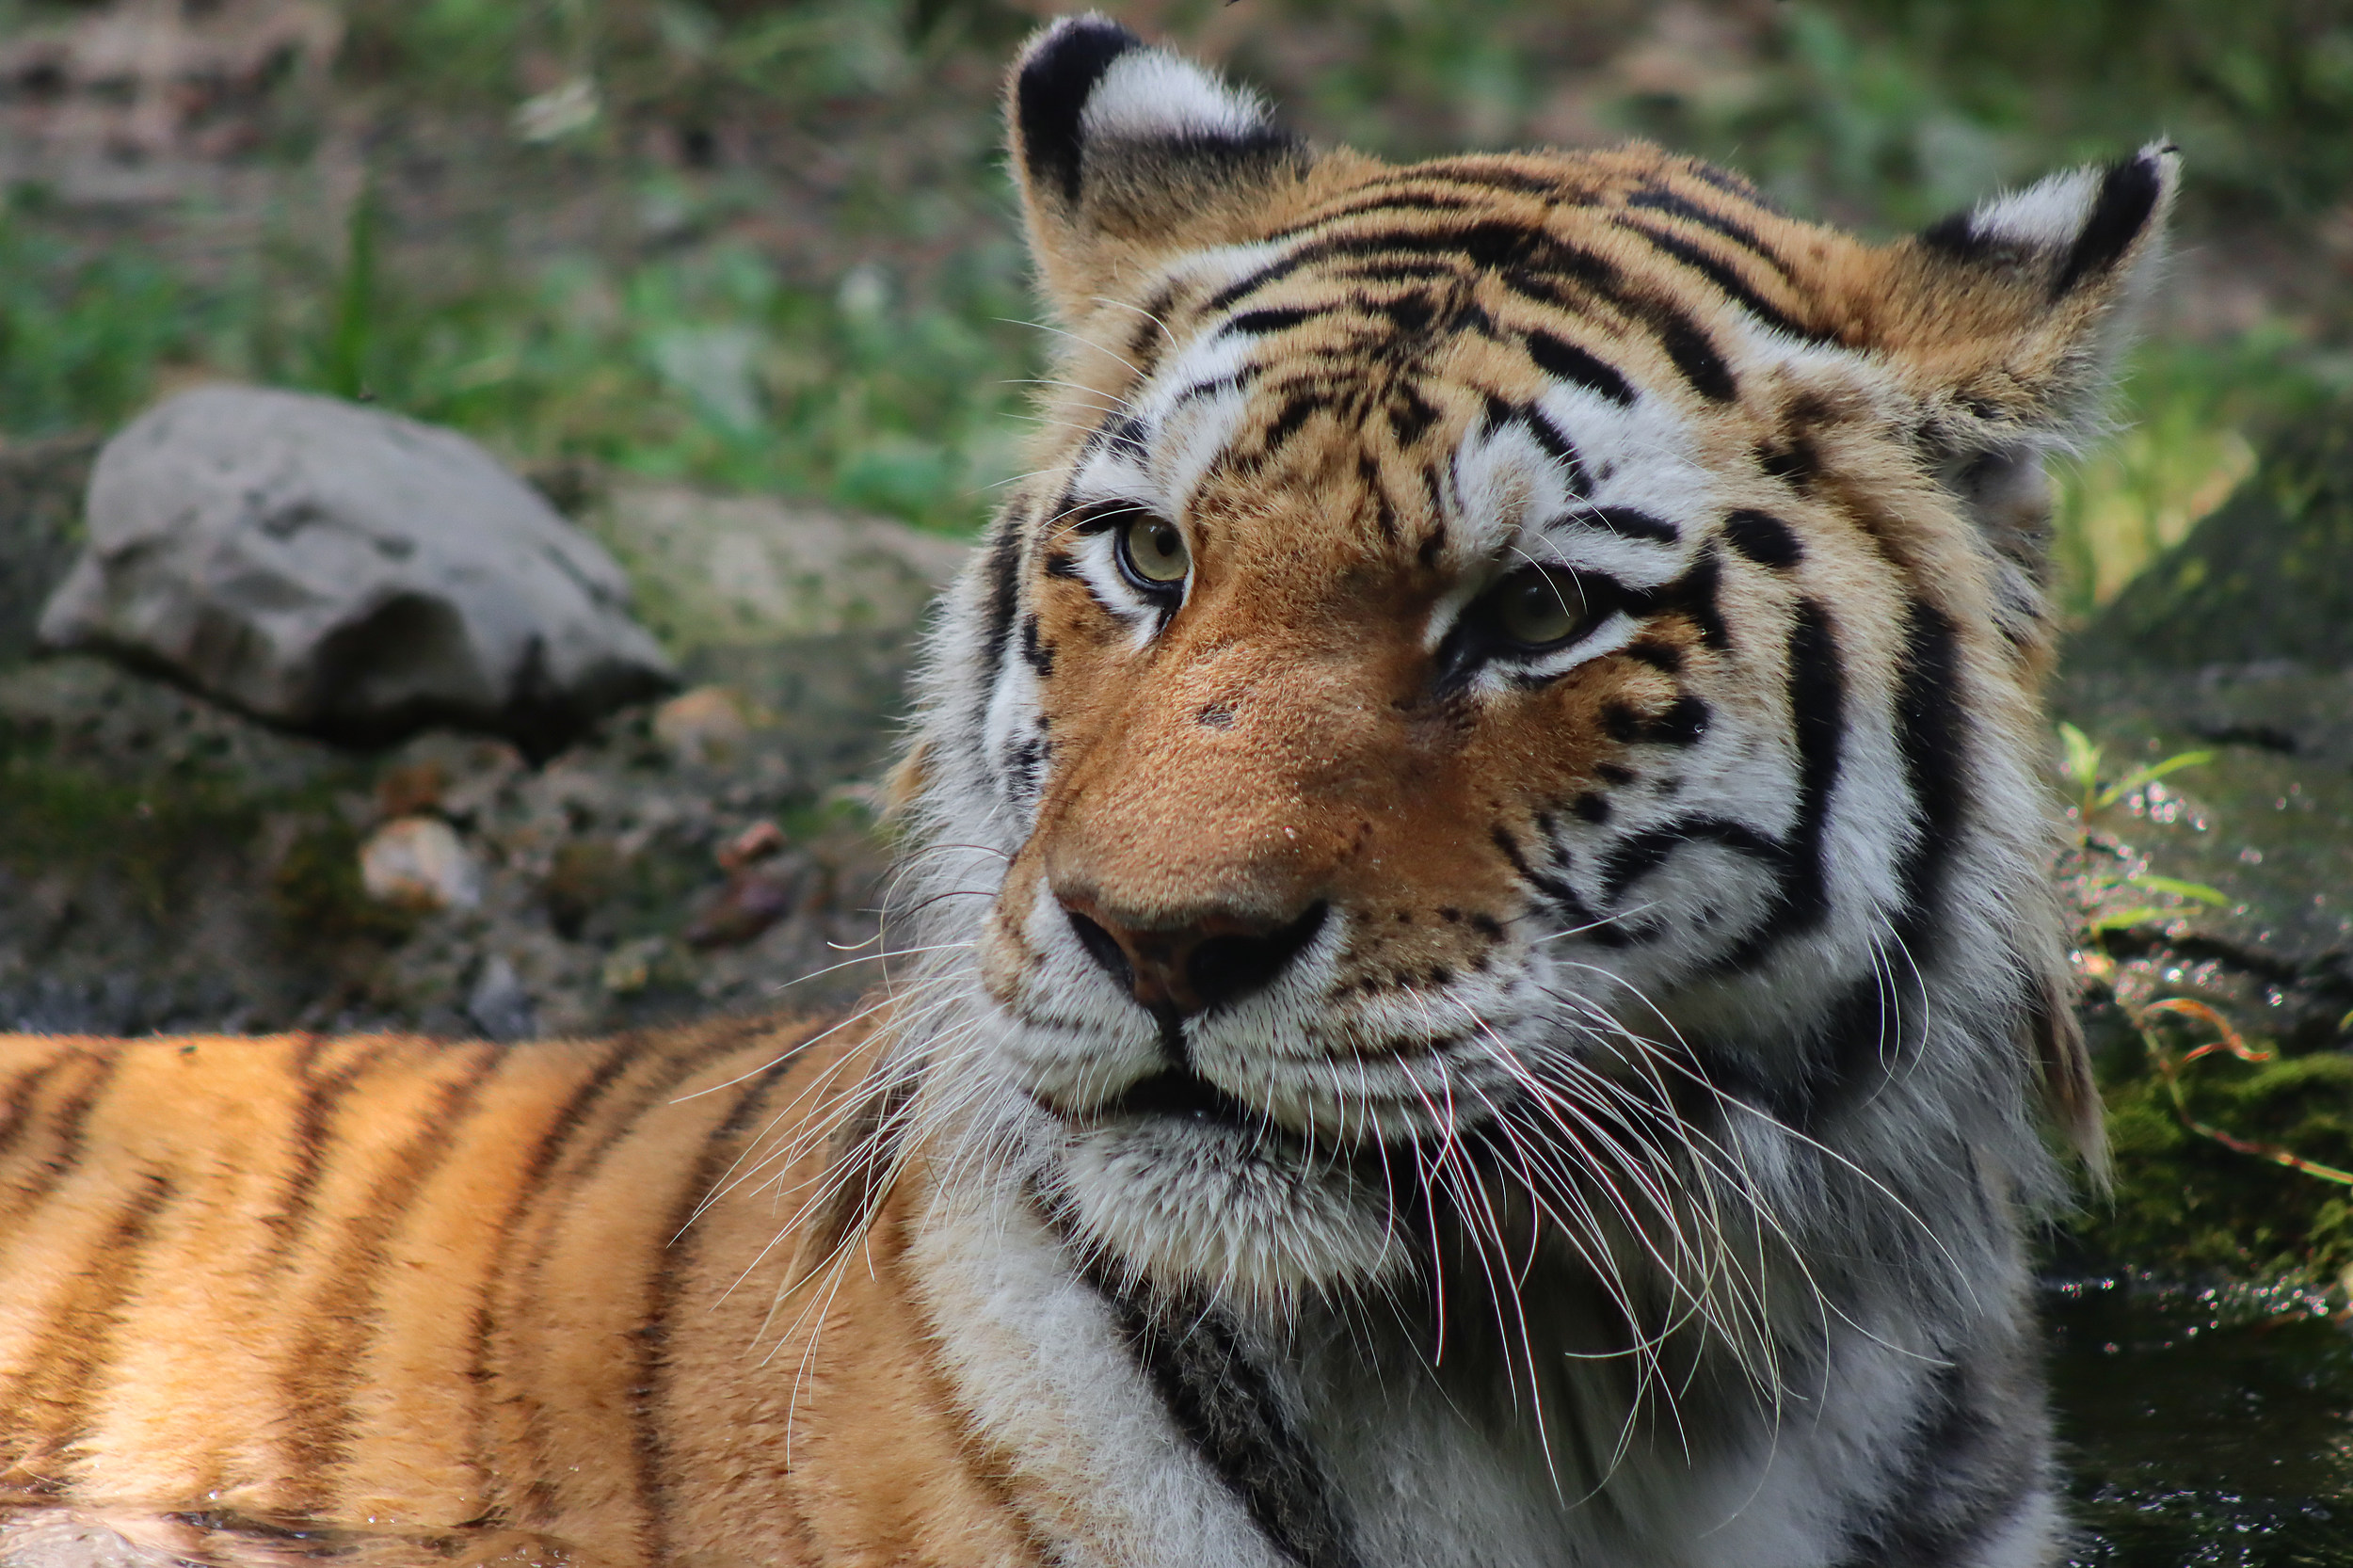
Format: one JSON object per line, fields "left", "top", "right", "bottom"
{"left": 2052, "top": 1275, "right": 2353, "bottom": 1566}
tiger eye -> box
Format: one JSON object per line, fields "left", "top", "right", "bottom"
{"left": 1120, "top": 515, "right": 1191, "bottom": 586}
{"left": 1493, "top": 568, "right": 1587, "bottom": 648}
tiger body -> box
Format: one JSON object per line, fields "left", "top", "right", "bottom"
{"left": 0, "top": 1021, "right": 1048, "bottom": 1567}
{"left": 0, "top": 15, "right": 2178, "bottom": 1567}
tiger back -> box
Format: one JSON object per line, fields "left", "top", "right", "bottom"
{"left": 1, "top": 13, "right": 2179, "bottom": 1567}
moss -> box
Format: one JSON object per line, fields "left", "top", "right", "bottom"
{"left": 2065, "top": 1015, "right": 2353, "bottom": 1285}
{"left": 269, "top": 820, "right": 421, "bottom": 947}
{"left": 0, "top": 752, "right": 264, "bottom": 920}
{"left": 2076, "top": 418, "right": 2353, "bottom": 669}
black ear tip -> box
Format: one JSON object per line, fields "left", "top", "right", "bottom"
{"left": 1016, "top": 15, "right": 1144, "bottom": 202}
{"left": 2054, "top": 152, "right": 2168, "bottom": 296}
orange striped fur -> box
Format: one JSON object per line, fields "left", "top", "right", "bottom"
{"left": 0, "top": 1021, "right": 1040, "bottom": 1567}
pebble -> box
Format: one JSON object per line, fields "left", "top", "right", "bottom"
{"left": 360, "top": 816, "right": 484, "bottom": 911}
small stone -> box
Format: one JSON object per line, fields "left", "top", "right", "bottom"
{"left": 653, "top": 685, "right": 752, "bottom": 767}
{"left": 40, "top": 386, "right": 675, "bottom": 754}
{"left": 717, "top": 819, "right": 786, "bottom": 872}
{"left": 684, "top": 857, "right": 802, "bottom": 949}
{"left": 360, "top": 817, "right": 483, "bottom": 911}
{"left": 600, "top": 936, "right": 675, "bottom": 996}
{"left": 466, "top": 954, "right": 537, "bottom": 1042}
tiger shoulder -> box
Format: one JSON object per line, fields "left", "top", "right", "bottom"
{"left": 0, "top": 13, "right": 2177, "bottom": 1567}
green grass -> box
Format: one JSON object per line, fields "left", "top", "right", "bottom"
{"left": 0, "top": 176, "right": 1036, "bottom": 533}
{"left": 0, "top": 0, "right": 2343, "bottom": 558}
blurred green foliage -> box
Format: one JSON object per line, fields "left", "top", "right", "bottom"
{"left": 0, "top": 0, "right": 2343, "bottom": 551}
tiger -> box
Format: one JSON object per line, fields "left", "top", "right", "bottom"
{"left": 0, "top": 14, "right": 2176, "bottom": 1567}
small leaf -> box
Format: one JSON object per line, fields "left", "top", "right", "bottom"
{"left": 2098, "top": 748, "right": 2215, "bottom": 808}
{"left": 2089, "top": 906, "right": 2173, "bottom": 933}
{"left": 2127, "top": 874, "right": 2229, "bottom": 904}
{"left": 2058, "top": 722, "right": 2104, "bottom": 792}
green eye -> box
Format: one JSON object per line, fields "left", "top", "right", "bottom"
{"left": 1491, "top": 568, "right": 1589, "bottom": 648}
{"left": 1119, "top": 515, "right": 1191, "bottom": 588}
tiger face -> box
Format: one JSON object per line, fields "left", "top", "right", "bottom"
{"left": 897, "top": 15, "right": 2164, "bottom": 1326}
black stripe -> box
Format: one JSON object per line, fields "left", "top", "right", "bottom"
{"left": 463, "top": 1037, "right": 644, "bottom": 1503}
{"left": 1490, "top": 824, "right": 1624, "bottom": 946}
{"left": 280, "top": 1046, "right": 505, "bottom": 1510}
{"left": 1613, "top": 217, "right": 1821, "bottom": 342}
{"left": 1600, "top": 695, "right": 1709, "bottom": 746}
{"left": 1649, "top": 303, "right": 1737, "bottom": 402}
{"left": 1721, "top": 508, "right": 1803, "bottom": 569}
{"left": 1385, "top": 385, "right": 1440, "bottom": 445}
{"left": 977, "top": 510, "right": 1027, "bottom": 685}
{"left": 1358, "top": 455, "right": 1399, "bottom": 541}
{"left": 1126, "top": 282, "right": 1182, "bottom": 382}
{"left": 1618, "top": 545, "right": 1727, "bottom": 651}
{"left": 1410, "top": 158, "right": 1578, "bottom": 196}
{"left": 1753, "top": 605, "right": 1969, "bottom": 1130}
{"left": 1599, "top": 817, "right": 1783, "bottom": 901}
{"left": 264, "top": 1038, "right": 392, "bottom": 1266}
{"left": 1889, "top": 600, "right": 1969, "bottom": 962}
{"left": 4, "top": 1168, "right": 177, "bottom": 1470}
{"left": 1205, "top": 216, "right": 1739, "bottom": 406}
{"left": 1712, "top": 599, "right": 1847, "bottom": 972}
{"left": 1686, "top": 161, "right": 1780, "bottom": 211}
{"left": 1578, "top": 505, "right": 1677, "bottom": 543}
{"left": 1831, "top": 1360, "right": 2043, "bottom": 1567}
{"left": 0, "top": 1057, "right": 65, "bottom": 1167}
{"left": 1482, "top": 396, "right": 1589, "bottom": 494}
{"left": 1097, "top": 413, "right": 1148, "bottom": 462}
{"left": 1625, "top": 185, "right": 1795, "bottom": 280}
{"left": 0, "top": 1050, "right": 118, "bottom": 1234}
{"left": 504, "top": 1023, "right": 783, "bottom": 1528}
{"left": 1226, "top": 306, "right": 1319, "bottom": 337}
{"left": 1205, "top": 221, "right": 1616, "bottom": 315}
{"left": 1266, "top": 192, "right": 1482, "bottom": 239}
{"left": 1174, "top": 366, "right": 1260, "bottom": 407}
{"left": 1261, "top": 387, "right": 1326, "bottom": 455}
{"left": 637, "top": 1046, "right": 808, "bottom": 1563}
{"left": 1524, "top": 328, "right": 1636, "bottom": 406}
{"left": 1086, "top": 1269, "right": 1364, "bottom": 1568}
{"left": 1020, "top": 614, "right": 1054, "bottom": 679}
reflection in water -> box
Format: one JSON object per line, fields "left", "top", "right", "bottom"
{"left": 0, "top": 1508, "right": 602, "bottom": 1567}
{"left": 2051, "top": 1275, "right": 2353, "bottom": 1566}
{"left": 6, "top": 1283, "right": 2347, "bottom": 1566}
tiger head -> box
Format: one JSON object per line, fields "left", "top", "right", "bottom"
{"left": 886, "top": 16, "right": 2169, "bottom": 1326}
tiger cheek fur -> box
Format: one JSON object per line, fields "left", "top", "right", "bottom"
{"left": 2, "top": 13, "right": 2179, "bottom": 1568}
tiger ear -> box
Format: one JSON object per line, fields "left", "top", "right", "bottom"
{"left": 1007, "top": 15, "right": 1312, "bottom": 319}
{"left": 1847, "top": 143, "right": 2180, "bottom": 562}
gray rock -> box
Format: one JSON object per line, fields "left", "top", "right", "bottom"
{"left": 2073, "top": 423, "right": 2353, "bottom": 670}
{"left": 595, "top": 476, "right": 967, "bottom": 648}
{"left": 583, "top": 476, "right": 967, "bottom": 783}
{"left": 0, "top": 433, "right": 99, "bottom": 666}
{"left": 2055, "top": 416, "right": 2353, "bottom": 1052}
{"left": 466, "top": 954, "right": 538, "bottom": 1043}
{"left": 39, "top": 386, "right": 675, "bottom": 755}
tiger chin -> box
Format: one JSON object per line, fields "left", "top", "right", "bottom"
{"left": 0, "top": 15, "right": 2172, "bottom": 1568}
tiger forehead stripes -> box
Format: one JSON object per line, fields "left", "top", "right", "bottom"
{"left": 0, "top": 14, "right": 2175, "bottom": 1568}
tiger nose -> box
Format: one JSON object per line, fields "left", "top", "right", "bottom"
{"left": 1058, "top": 895, "right": 1329, "bottom": 1018}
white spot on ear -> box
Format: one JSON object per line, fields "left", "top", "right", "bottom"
{"left": 1964, "top": 166, "right": 2103, "bottom": 251}
{"left": 1080, "top": 49, "right": 1269, "bottom": 144}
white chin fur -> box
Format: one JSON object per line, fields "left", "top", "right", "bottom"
{"left": 1058, "top": 1120, "right": 1409, "bottom": 1308}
